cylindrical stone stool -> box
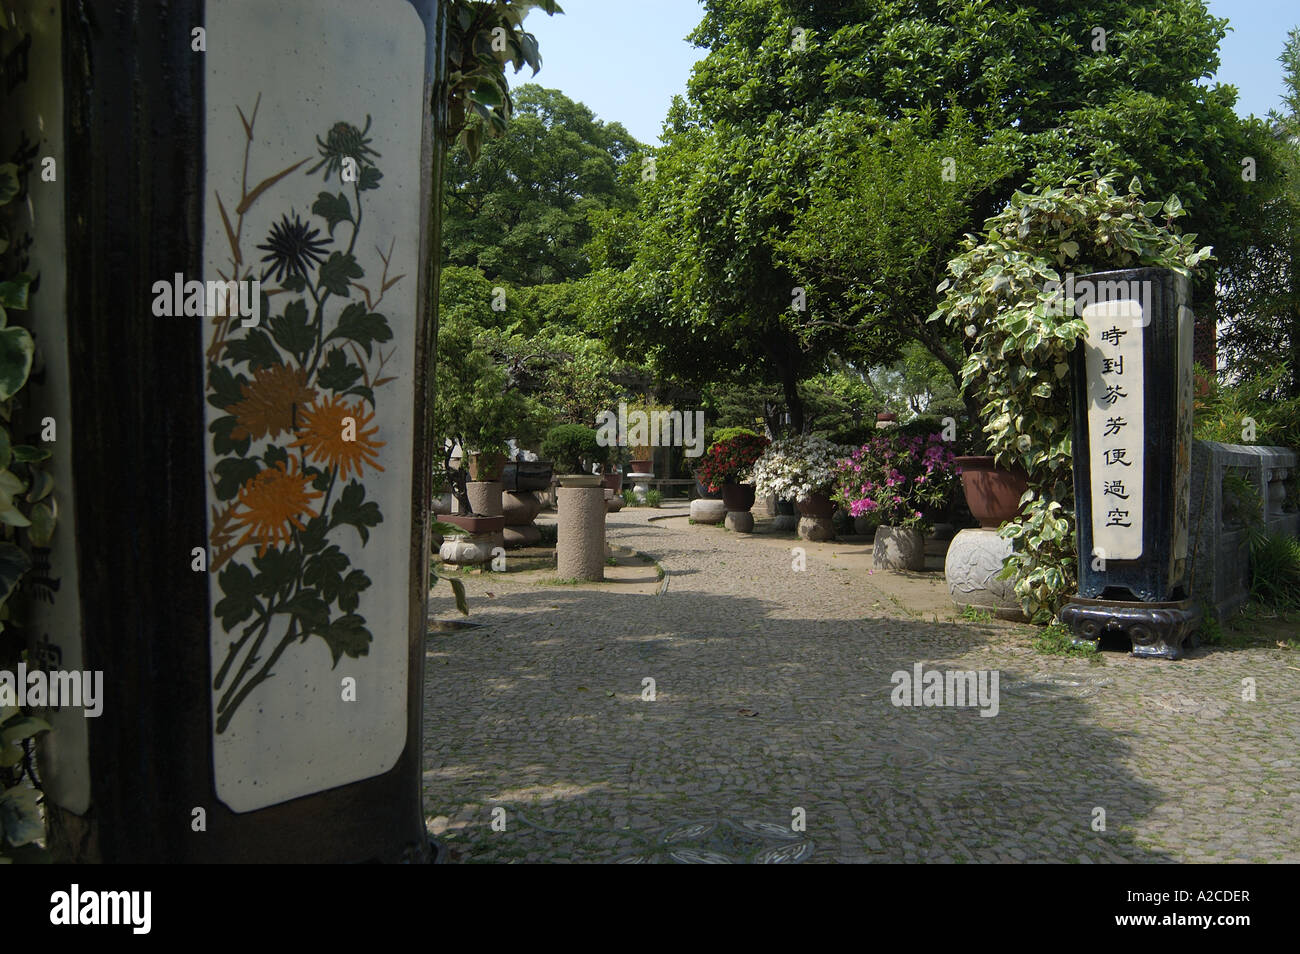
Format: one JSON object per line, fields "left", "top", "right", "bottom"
{"left": 725, "top": 511, "right": 754, "bottom": 533}
{"left": 502, "top": 490, "right": 542, "bottom": 548}
{"left": 466, "top": 480, "right": 503, "bottom": 517}
{"left": 557, "top": 485, "right": 607, "bottom": 581}
{"left": 690, "top": 498, "right": 727, "bottom": 524}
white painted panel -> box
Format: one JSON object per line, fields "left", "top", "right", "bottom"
{"left": 1082, "top": 300, "right": 1145, "bottom": 562}
{"left": 203, "top": 0, "right": 426, "bottom": 812}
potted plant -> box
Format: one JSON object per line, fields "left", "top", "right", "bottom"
{"left": 694, "top": 433, "right": 770, "bottom": 512}
{"left": 623, "top": 395, "right": 672, "bottom": 472}
{"left": 751, "top": 436, "right": 850, "bottom": 538}
{"left": 541, "top": 423, "right": 602, "bottom": 477}
{"left": 835, "top": 430, "right": 959, "bottom": 570}
{"left": 432, "top": 311, "right": 544, "bottom": 515}
{"left": 953, "top": 455, "right": 1029, "bottom": 528}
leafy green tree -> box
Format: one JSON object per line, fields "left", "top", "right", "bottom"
{"left": 598, "top": 0, "right": 1275, "bottom": 432}
{"left": 443, "top": 85, "right": 641, "bottom": 286}
{"left": 1217, "top": 26, "right": 1300, "bottom": 398}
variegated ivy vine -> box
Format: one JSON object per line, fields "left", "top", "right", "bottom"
{"left": 445, "top": 0, "right": 563, "bottom": 161}
{"left": 0, "top": 159, "right": 53, "bottom": 861}
{"left": 930, "top": 172, "right": 1213, "bottom": 621}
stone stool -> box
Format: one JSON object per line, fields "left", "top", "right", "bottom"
{"left": 557, "top": 478, "right": 606, "bottom": 581}
{"left": 502, "top": 490, "right": 542, "bottom": 548}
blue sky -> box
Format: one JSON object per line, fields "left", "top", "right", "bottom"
{"left": 525, "top": 0, "right": 1298, "bottom": 146}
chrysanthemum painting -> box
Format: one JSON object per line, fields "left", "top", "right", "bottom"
{"left": 206, "top": 102, "right": 398, "bottom": 735}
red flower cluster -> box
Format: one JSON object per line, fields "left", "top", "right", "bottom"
{"left": 694, "top": 433, "right": 770, "bottom": 492}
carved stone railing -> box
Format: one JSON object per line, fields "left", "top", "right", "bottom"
{"left": 1188, "top": 440, "right": 1299, "bottom": 618}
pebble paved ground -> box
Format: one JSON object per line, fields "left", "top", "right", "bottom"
{"left": 423, "top": 503, "right": 1300, "bottom": 863}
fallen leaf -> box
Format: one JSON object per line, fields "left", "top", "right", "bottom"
{"left": 737, "top": 707, "right": 758, "bottom": 717}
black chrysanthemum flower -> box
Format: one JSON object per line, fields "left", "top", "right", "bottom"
{"left": 256, "top": 212, "right": 332, "bottom": 284}
{"left": 306, "top": 116, "right": 382, "bottom": 182}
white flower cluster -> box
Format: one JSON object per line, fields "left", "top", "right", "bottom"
{"left": 750, "top": 435, "right": 851, "bottom": 502}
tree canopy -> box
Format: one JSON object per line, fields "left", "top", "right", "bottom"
{"left": 591, "top": 0, "right": 1278, "bottom": 432}
{"left": 442, "top": 84, "right": 641, "bottom": 286}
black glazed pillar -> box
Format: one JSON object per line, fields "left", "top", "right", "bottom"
{"left": 16, "top": 0, "right": 448, "bottom": 861}
{"left": 1060, "top": 267, "right": 1201, "bottom": 658}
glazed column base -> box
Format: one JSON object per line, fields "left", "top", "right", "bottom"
{"left": 1060, "top": 596, "right": 1202, "bottom": 660}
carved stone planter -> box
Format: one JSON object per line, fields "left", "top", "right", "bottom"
{"left": 943, "top": 528, "right": 1027, "bottom": 620}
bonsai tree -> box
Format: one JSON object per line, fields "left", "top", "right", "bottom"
{"left": 433, "top": 313, "right": 541, "bottom": 513}
{"left": 540, "top": 423, "right": 601, "bottom": 474}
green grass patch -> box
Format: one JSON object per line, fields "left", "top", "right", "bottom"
{"left": 1034, "top": 621, "right": 1100, "bottom": 658}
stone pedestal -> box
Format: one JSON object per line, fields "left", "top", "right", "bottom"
{"left": 797, "top": 516, "right": 834, "bottom": 541}
{"left": 502, "top": 490, "right": 542, "bottom": 549}
{"left": 628, "top": 471, "right": 653, "bottom": 503}
{"left": 557, "top": 486, "right": 607, "bottom": 581}
{"left": 690, "top": 498, "right": 727, "bottom": 524}
{"left": 873, "top": 525, "right": 925, "bottom": 571}
{"left": 773, "top": 500, "right": 798, "bottom": 532}
{"left": 1060, "top": 596, "right": 1201, "bottom": 659}
{"left": 944, "top": 528, "right": 1027, "bottom": 620}
{"left": 605, "top": 488, "right": 623, "bottom": 513}
{"left": 440, "top": 533, "right": 502, "bottom": 566}
{"left": 725, "top": 511, "right": 754, "bottom": 533}
{"left": 466, "top": 480, "right": 503, "bottom": 517}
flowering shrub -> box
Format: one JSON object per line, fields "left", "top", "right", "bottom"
{"left": 750, "top": 436, "right": 851, "bottom": 502}
{"left": 833, "top": 432, "right": 958, "bottom": 531}
{"left": 693, "top": 433, "right": 770, "bottom": 491}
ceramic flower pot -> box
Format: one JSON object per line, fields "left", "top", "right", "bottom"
{"left": 954, "top": 456, "right": 1029, "bottom": 528}
{"left": 796, "top": 492, "right": 835, "bottom": 518}
{"left": 694, "top": 478, "right": 723, "bottom": 500}
{"left": 441, "top": 513, "right": 506, "bottom": 535}
{"left": 721, "top": 482, "right": 756, "bottom": 512}
{"left": 468, "top": 451, "right": 507, "bottom": 482}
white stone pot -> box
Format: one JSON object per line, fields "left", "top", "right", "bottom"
{"left": 943, "top": 527, "right": 1028, "bottom": 620}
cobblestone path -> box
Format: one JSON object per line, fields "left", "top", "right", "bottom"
{"left": 423, "top": 505, "right": 1300, "bottom": 863}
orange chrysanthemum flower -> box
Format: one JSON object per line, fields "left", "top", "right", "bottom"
{"left": 229, "top": 363, "right": 318, "bottom": 442}
{"left": 230, "top": 457, "right": 323, "bottom": 556}
{"left": 289, "top": 395, "right": 386, "bottom": 482}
